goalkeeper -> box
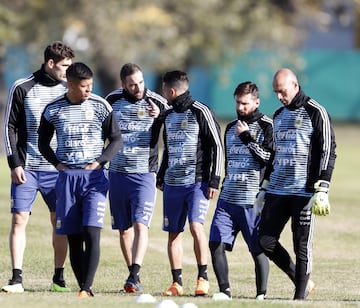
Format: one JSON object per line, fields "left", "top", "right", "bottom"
{"left": 256, "top": 68, "right": 336, "bottom": 300}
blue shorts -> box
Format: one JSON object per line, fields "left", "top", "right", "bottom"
{"left": 10, "top": 170, "right": 58, "bottom": 213}
{"left": 109, "top": 172, "right": 156, "bottom": 230}
{"left": 162, "top": 182, "right": 209, "bottom": 233}
{"left": 55, "top": 168, "right": 109, "bottom": 234}
{"left": 209, "top": 199, "right": 262, "bottom": 254}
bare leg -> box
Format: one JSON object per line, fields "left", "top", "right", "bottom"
{"left": 120, "top": 227, "right": 134, "bottom": 267}
{"left": 1, "top": 212, "right": 29, "bottom": 292}
{"left": 168, "top": 232, "right": 183, "bottom": 270}
{"left": 132, "top": 222, "right": 148, "bottom": 266}
{"left": 163, "top": 232, "right": 184, "bottom": 295}
{"left": 10, "top": 212, "right": 30, "bottom": 270}
{"left": 190, "top": 221, "right": 209, "bottom": 295}
{"left": 50, "top": 212, "right": 68, "bottom": 269}
{"left": 189, "top": 222, "right": 207, "bottom": 265}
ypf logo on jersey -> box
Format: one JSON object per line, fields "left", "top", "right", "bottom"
{"left": 85, "top": 108, "right": 94, "bottom": 120}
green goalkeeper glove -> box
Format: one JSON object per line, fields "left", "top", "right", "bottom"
{"left": 254, "top": 180, "right": 269, "bottom": 216}
{"left": 309, "top": 180, "right": 331, "bottom": 216}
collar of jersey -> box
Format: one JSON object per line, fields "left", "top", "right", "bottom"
{"left": 286, "top": 89, "right": 309, "bottom": 110}
{"left": 171, "top": 91, "right": 194, "bottom": 113}
{"left": 33, "top": 65, "right": 63, "bottom": 87}
{"left": 237, "top": 108, "right": 263, "bottom": 123}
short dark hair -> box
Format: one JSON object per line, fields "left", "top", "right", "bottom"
{"left": 44, "top": 41, "right": 75, "bottom": 63}
{"left": 162, "top": 70, "right": 189, "bottom": 90}
{"left": 66, "top": 62, "right": 93, "bottom": 81}
{"left": 120, "top": 63, "right": 142, "bottom": 82}
{"left": 233, "top": 81, "right": 259, "bottom": 98}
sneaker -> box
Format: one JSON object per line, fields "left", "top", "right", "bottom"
{"left": 304, "top": 279, "right": 315, "bottom": 299}
{"left": 2, "top": 281, "right": 24, "bottom": 293}
{"left": 51, "top": 282, "right": 71, "bottom": 292}
{"left": 256, "top": 294, "right": 266, "bottom": 300}
{"left": 212, "top": 292, "right": 232, "bottom": 300}
{"left": 194, "top": 277, "right": 209, "bottom": 296}
{"left": 124, "top": 277, "right": 143, "bottom": 293}
{"left": 163, "top": 282, "right": 184, "bottom": 296}
{"left": 77, "top": 290, "right": 94, "bottom": 298}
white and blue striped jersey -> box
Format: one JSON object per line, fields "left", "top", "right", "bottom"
{"left": 164, "top": 108, "right": 200, "bottom": 185}
{"left": 40, "top": 93, "right": 115, "bottom": 168}
{"left": 106, "top": 88, "right": 168, "bottom": 173}
{"left": 219, "top": 111, "right": 273, "bottom": 207}
{"left": 4, "top": 67, "right": 66, "bottom": 171}
{"left": 158, "top": 91, "right": 223, "bottom": 188}
{"left": 266, "top": 90, "right": 336, "bottom": 196}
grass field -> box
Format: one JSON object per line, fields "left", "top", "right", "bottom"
{"left": 0, "top": 123, "right": 359, "bottom": 307}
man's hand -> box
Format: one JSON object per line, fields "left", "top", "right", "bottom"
{"left": 147, "top": 98, "right": 160, "bottom": 118}
{"left": 156, "top": 178, "right": 164, "bottom": 191}
{"left": 207, "top": 187, "right": 218, "bottom": 200}
{"left": 11, "top": 166, "right": 26, "bottom": 184}
{"left": 254, "top": 180, "right": 269, "bottom": 216}
{"left": 156, "top": 182, "right": 164, "bottom": 191}
{"left": 83, "top": 161, "right": 101, "bottom": 170}
{"left": 235, "top": 120, "right": 249, "bottom": 136}
{"left": 308, "top": 180, "right": 331, "bottom": 216}
{"left": 56, "top": 163, "right": 69, "bottom": 171}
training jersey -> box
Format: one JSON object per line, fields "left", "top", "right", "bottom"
{"left": 219, "top": 110, "right": 273, "bottom": 207}
{"left": 157, "top": 91, "right": 223, "bottom": 188}
{"left": 38, "top": 93, "right": 122, "bottom": 168}
{"left": 266, "top": 90, "right": 336, "bottom": 196}
{"left": 4, "top": 66, "right": 66, "bottom": 171}
{"left": 106, "top": 88, "right": 168, "bottom": 173}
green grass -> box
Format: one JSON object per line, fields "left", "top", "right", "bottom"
{"left": 0, "top": 123, "right": 359, "bottom": 307}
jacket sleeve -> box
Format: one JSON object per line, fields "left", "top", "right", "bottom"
{"left": 4, "top": 83, "right": 28, "bottom": 169}
{"left": 199, "top": 108, "right": 224, "bottom": 189}
{"left": 310, "top": 107, "right": 336, "bottom": 184}
{"left": 38, "top": 114, "right": 60, "bottom": 167}
{"left": 149, "top": 96, "right": 168, "bottom": 149}
{"left": 156, "top": 126, "right": 168, "bottom": 187}
{"left": 222, "top": 123, "right": 231, "bottom": 178}
{"left": 239, "top": 117, "right": 273, "bottom": 167}
{"left": 97, "top": 111, "right": 122, "bottom": 165}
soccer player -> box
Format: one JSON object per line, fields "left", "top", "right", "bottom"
{"left": 38, "top": 62, "right": 122, "bottom": 297}
{"left": 209, "top": 82, "right": 273, "bottom": 300}
{"left": 157, "top": 70, "right": 223, "bottom": 296}
{"left": 256, "top": 68, "right": 336, "bottom": 300}
{"left": 3, "top": 41, "right": 75, "bottom": 293}
{"left": 105, "top": 63, "right": 168, "bottom": 293}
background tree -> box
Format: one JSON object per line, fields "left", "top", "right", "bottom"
{"left": 0, "top": 0, "right": 327, "bottom": 153}
{"left": 0, "top": 2, "right": 23, "bottom": 152}
{"left": 0, "top": 0, "right": 319, "bottom": 94}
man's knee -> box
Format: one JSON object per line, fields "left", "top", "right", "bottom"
{"left": 12, "top": 212, "right": 30, "bottom": 229}
{"left": 259, "top": 235, "right": 277, "bottom": 254}
{"left": 189, "top": 221, "right": 205, "bottom": 239}
{"left": 209, "top": 241, "right": 223, "bottom": 252}
{"left": 209, "top": 241, "right": 227, "bottom": 261}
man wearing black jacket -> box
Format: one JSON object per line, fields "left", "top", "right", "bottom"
{"left": 256, "top": 68, "right": 337, "bottom": 300}
{"left": 209, "top": 81, "right": 273, "bottom": 301}
{"left": 3, "top": 41, "right": 74, "bottom": 293}
{"left": 38, "top": 62, "right": 122, "bottom": 297}
{"left": 157, "top": 70, "right": 223, "bottom": 297}
{"left": 105, "top": 63, "right": 168, "bottom": 293}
